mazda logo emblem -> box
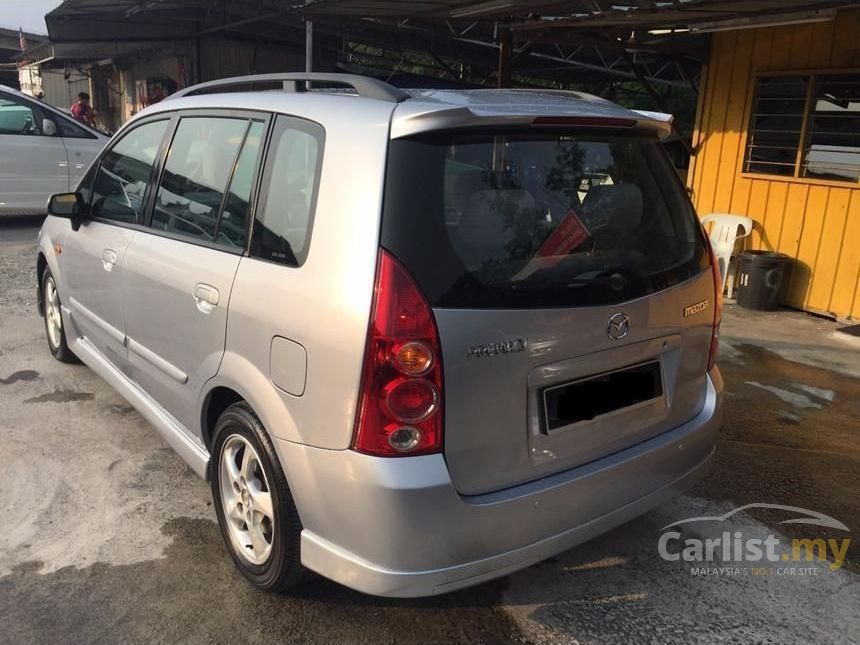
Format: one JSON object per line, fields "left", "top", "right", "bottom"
{"left": 607, "top": 313, "right": 630, "bottom": 340}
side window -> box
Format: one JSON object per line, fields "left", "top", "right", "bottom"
{"left": 251, "top": 116, "right": 324, "bottom": 266}
{"left": 0, "top": 93, "right": 49, "bottom": 136}
{"left": 77, "top": 162, "right": 99, "bottom": 205}
{"left": 90, "top": 119, "right": 169, "bottom": 223}
{"left": 150, "top": 117, "right": 248, "bottom": 244}
{"left": 218, "top": 121, "right": 265, "bottom": 248}
{"left": 744, "top": 76, "right": 808, "bottom": 177}
{"left": 802, "top": 74, "right": 860, "bottom": 182}
{"left": 56, "top": 114, "right": 96, "bottom": 139}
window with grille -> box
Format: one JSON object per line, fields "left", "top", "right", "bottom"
{"left": 744, "top": 72, "right": 860, "bottom": 183}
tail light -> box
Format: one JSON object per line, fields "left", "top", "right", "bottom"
{"left": 352, "top": 249, "right": 444, "bottom": 456}
{"left": 706, "top": 236, "right": 723, "bottom": 372}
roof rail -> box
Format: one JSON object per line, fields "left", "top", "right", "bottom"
{"left": 168, "top": 73, "right": 409, "bottom": 103}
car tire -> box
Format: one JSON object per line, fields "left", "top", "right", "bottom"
{"left": 42, "top": 269, "right": 80, "bottom": 364}
{"left": 211, "top": 401, "right": 305, "bottom": 593}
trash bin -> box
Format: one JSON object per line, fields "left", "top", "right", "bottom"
{"left": 736, "top": 250, "right": 792, "bottom": 311}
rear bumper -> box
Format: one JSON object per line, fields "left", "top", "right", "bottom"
{"left": 275, "top": 367, "right": 723, "bottom": 598}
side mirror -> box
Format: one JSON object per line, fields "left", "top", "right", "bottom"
{"left": 42, "top": 118, "right": 57, "bottom": 137}
{"left": 47, "top": 192, "right": 86, "bottom": 230}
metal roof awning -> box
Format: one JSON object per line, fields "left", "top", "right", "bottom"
{"left": 43, "top": 1, "right": 860, "bottom": 47}
{"left": 0, "top": 27, "right": 47, "bottom": 64}
{"left": 504, "top": 1, "right": 853, "bottom": 35}
{"left": 40, "top": 0, "right": 700, "bottom": 87}
{"left": 304, "top": 0, "right": 855, "bottom": 26}
{"left": 35, "top": 0, "right": 859, "bottom": 95}
{"left": 45, "top": 1, "right": 200, "bottom": 42}
{"left": 16, "top": 39, "right": 183, "bottom": 68}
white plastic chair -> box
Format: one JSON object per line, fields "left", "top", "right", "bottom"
{"left": 701, "top": 214, "right": 754, "bottom": 299}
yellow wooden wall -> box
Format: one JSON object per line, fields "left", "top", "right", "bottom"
{"left": 688, "top": 9, "right": 860, "bottom": 320}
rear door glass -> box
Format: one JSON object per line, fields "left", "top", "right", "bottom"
{"left": 150, "top": 116, "right": 249, "bottom": 246}
{"left": 218, "top": 120, "right": 265, "bottom": 248}
{"left": 382, "top": 131, "right": 708, "bottom": 308}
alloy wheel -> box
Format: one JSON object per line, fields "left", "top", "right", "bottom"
{"left": 44, "top": 276, "right": 62, "bottom": 350}
{"left": 218, "top": 434, "right": 276, "bottom": 565}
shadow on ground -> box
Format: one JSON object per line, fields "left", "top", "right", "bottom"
{"left": 1, "top": 517, "right": 527, "bottom": 645}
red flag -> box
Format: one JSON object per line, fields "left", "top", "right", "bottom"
{"left": 18, "top": 27, "right": 27, "bottom": 52}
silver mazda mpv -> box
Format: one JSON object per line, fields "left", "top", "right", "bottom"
{"left": 37, "top": 73, "right": 723, "bottom": 597}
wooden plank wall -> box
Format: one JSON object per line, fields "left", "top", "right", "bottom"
{"left": 688, "top": 9, "right": 860, "bottom": 319}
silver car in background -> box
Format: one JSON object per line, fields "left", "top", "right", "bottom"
{"left": 36, "top": 73, "right": 723, "bottom": 597}
{"left": 0, "top": 85, "right": 107, "bottom": 215}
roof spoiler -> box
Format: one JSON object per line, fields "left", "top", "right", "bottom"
{"left": 632, "top": 110, "right": 674, "bottom": 124}
{"left": 632, "top": 110, "right": 674, "bottom": 139}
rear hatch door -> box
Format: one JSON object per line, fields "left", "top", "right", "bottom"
{"left": 381, "top": 126, "right": 713, "bottom": 495}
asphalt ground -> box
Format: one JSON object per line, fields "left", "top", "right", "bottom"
{"left": 1, "top": 215, "right": 858, "bottom": 644}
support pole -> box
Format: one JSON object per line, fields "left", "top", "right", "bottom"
{"left": 305, "top": 1, "right": 313, "bottom": 73}
{"left": 497, "top": 26, "right": 512, "bottom": 88}
{"left": 192, "top": 21, "right": 201, "bottom": 84}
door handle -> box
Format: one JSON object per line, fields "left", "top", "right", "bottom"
{"left": 193, "top": 283, "right": 220, "bottom": 314}
{"left": 101, "top": 249, "right": 118, "bottom": 272}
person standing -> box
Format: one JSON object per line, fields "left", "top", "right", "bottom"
{"left": 70, "top": 92, "right": 96, "bottom": 128}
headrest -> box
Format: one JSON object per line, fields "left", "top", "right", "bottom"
{"left": 452, "top": 170, "right": 488, "bottom": 205}
{"left": 455, "top": 189, "right": 538, "bottom": 263}
{"left": 582, "top": 184, "right": 643, "bottom": 232}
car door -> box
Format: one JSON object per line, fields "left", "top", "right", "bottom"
{"left": 120, "top": 113, "right": 267, "bottom": 435}
{"left": 62, "top": 118, "right": 172, "bottom": 368}
{"left": 0, "top": 90, "right": 69, "bottom": 214}
{"left": 52, "top": 109, "right": 107, "bottom": 187}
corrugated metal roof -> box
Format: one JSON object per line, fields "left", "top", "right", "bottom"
{"left": 39, "top": 0, "right": 855, "bottom": 92}
{"left": 40, "top": 0, "right": 704, "bottom": 86}
{"left": 305, "top": 0, "right": 857, "bottom": 28}
{"left": 49, "top": 0, "right": 859, "bottom": 26}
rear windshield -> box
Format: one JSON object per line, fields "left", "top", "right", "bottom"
{"left": 381, "top": 131, "right": 708, "bottom": 309}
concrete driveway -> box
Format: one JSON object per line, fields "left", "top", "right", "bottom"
{"left": 1, "top": 216, "right": 858, "bottom": 644}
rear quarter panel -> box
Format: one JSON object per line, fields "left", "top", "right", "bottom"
{"left": 208, "top": 94, "right": 395, "bottom": 449}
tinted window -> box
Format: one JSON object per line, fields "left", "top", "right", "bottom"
{"left": 382, "top": 131, "right": 708, "bottom": 309}
{"left": 251, "top": 116, "right": 324, "bottom": 266}
{"left": 218, "top": 121, "right": 265, "bottom": 248}
{"left": 90, "top": 120, "right": 169, "bottom": 223}
{"left": 56, "top": 114, "right": 95, "bottom": 139}
{"left": 151, "top": 117, "right": 249, "bottom": 244}
{"left": 77, "top": 162, "right": 98, "bottom": 205}
{"left": 0, "top": 93, "right": 49, "bottom": 136}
